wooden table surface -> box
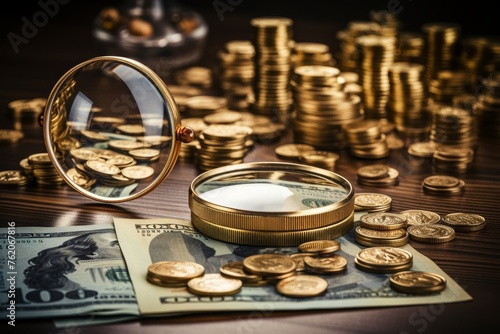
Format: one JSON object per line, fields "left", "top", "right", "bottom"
{"left": 1, "top": 1, "right": 499, "bottom": 333}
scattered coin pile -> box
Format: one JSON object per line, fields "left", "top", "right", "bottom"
{"left": 356, "top": 164, "right": 399, "bottom": 187}
{"left": 422, "top": 174, "right": 465, "bottom": 195}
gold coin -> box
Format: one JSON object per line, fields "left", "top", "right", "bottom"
{"left": 441, "top": 212, "right": 486, "bottom": 232}
{"left": 356, "top": 247, "right": 413, "bottom": 268}
{"left": 242, "top": 253, "right": 297, "bottom": 276}
{"left": 108, "top": 140, "right": 148, "bottom": 151}
{"left": 357, "top": 164, "right": 390, "bottom": 179}
{"left": 390, "top": 271, "right": 447, "bottom": 294}
{"left": 128, "top": 148, "right": 160, "bottom": 160}
{"left": 355, "top": 226, "right": 408, "bottom": 240}
{"left": 408, "top": 141, "right": 437, "bottom": 157}
{"left": 399, "top": 209, "right": 441, "bottom": 226}
{"left": 354, "top": 193, "right": 392, "bottom": 211}
{"left": 85, "top": 160, "right": 121, "bottom": 176}
{"left": 303, "top": 254, "right": 347, "bottom": 274}
{"left": 0, "top": 170, "right": 30, "bottom": 186}
{"left": 275, "top": 275, "right": 328, "bottom": 298}
{"left": 116, "top": 124, "right": 146, "bottom": 135}
{"left": 148, "top": 261, "right": 205, "bottom": 281}
{"left": 354, "top": 257, "right": 412, "bottom": 273}
{"left": 298, "top": 239, "right": 340, "bottom": 254}
{"left": 359, "top": 212, "right": 407, "bottom": 230}
{"left": 70, "top": 148, "right": 99, "bottom": 161}
{"left": 407, "top": 224, "right": 455, "bottom": 243}
{"left": 187, "top": 273, "right": 242, "bottom": 296}
{"left": 80, "top": 130, "right": 109, "bottom": 142}
{"left": 289, "top": 253, "right": 315, "bottom": 272}
{"left": 121, "top": 165, "right": 154, "bottom": 180}
{"left": 203, "top": 110, "right": 243, "bottom": 124}
{"left": 423, "top": 175, "right": 461, "bottom": 188}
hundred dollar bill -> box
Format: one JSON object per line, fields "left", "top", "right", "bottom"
{"left": 113, "top": 217, "right": 472, "bottom": 315}
{"left": 0, "top": 224, "right": 139, "bottom": 319}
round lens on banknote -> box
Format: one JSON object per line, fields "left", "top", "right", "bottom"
{"left": 42, "top": 56, "right": 194, "bottom": 202}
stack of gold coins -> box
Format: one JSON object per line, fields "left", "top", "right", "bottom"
{"left": 203, "top": 109, "right": 243, "bottom": 125}
{"left": 175, "top": 66, "right": 213, "bottom": 90}
{"left": 195, "top": 124, "right": 253, "bottom": 171}
{"left": 432, "top": 145, "right": 475, "bottom": 175}
{"left": 390, "top": 271, "right": 447, "bottom": 294}
{"left": 407, "top": 224, "right": 455, "bottom": 243}
{"left": 298, "top": 239, "right": 341, "bottom": 256}
{"left": 355, "top": 34, "right": 397, "bottom": 120}
{"left": 441, "top": 212, "right": 486, "bottom": 232}
{"left": 354, "top": 212, "right": 409, "bottom": 247}
{"left": 8, "top": 97, "right": 46, "bottom": 122}
{"left": 354, "top": 192, "right": 392, "bottom": 212}
{"left": 243, "top": 253, "right": 297, "bottom": 284}
{"left": 396, "top": 31, "right": 424, "bottom": 64}
{"left": 179, "top": 117, "right": 209, "bottom": 161}
{"left": 421, "top": 22, "right": 461, "bottom": 83}
{"left": 184, "top": 95, "right": 228, "bottom": 118}
{"left": 0, "top": 170, "right": 31, "bottom": 187}
{"left": 250, "top": 16, "right": 294, "bottom": 124}
{"left": 291, "top": 42, "right": 335, "bottom": 68}
{"left": 354, "top": 246, "right": 413, "bottom": 273}
{"left": 356, "top": 164, "right": 399, "bottom": 187}
{"left": 216, "top": 40, "right": 255, "bottom": 110}
{"left": 335, "top": 20, "right": 382, "bottom": 72}
{"left": 343, "top": 119, "right": 389, "bottom": 159}
{"left": 27, "top": 152, "right": 65, "bottom": 187}
{"left": 430, "top": 106, "right": 477, "bottom": 149}
{"left": 422, "top": 174, "right": 465, "bottom": 195}
{"left": 147, "top": 261, "right": 205, "bottom": 288}
{"left": 296, "top": 239, "right": 347, "bottom": 275}
{"left": 387, "top": 62, "right": 430, "bottom": 134}
{"left": 291, "top": 65, "right": 364, "bottom": 150}
{"left": 473, "top": 73, "right": 500, "bottom": 137}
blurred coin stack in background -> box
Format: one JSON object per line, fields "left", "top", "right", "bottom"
{"left": 396, "top": 31, "right": 424, "bottom": 64}
{"left": 249, "top": 17, "right": 294, "bottom": 124}
{"left": 473, "top": 73, "right": 500, "bottom": 137}
{"left": 387, "top": 62, "right": 430, "bottom": 136}
{"left": 355, "top": 34, "right": 397, "bottom": 120}
{"left": 215, "top": 40, "right": 256, "bottom": 111}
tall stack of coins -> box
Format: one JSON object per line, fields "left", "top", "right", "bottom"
{"left": 387, "top": 62, "right": 430, "bottom": 134}
{"left": 421, "top": 22, "right": 461, "bottom": 83}
{"left": 291, "top": 65, "right": 363, "bottom": 150}
{"left": 355, "top": 34, "right": 397, "bottom": 120}
{"left": 336, "top": 20, "right": 382, "bottom": 72}
{"left": 250, "top": 17, "right": 294, "bottom": 124}
{"left": 216, "top": 40, "right": 255, "bottom": 110}
{"left": 194, "top": 124, "right": 253, "bottom": 171}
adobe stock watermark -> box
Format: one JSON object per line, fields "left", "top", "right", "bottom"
{"left": 213, "top": 0, "right": 244, "bottom": 22}
{"left": 7, "top": 0, "right": 70, "bottom": 54}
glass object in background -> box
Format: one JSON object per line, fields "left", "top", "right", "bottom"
{"left": 92, "top": 0, "right": 208, "bottom": 79}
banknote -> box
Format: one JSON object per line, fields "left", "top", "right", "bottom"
{"left": 113, "top": 216, "right": 472, "bottom": 315}
{"left": 0, "top": 224, "right": 140, "bottom": 319}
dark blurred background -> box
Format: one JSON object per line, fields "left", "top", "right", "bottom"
{"left": 0, "top": 0, "right": 498, "bottom": 105}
